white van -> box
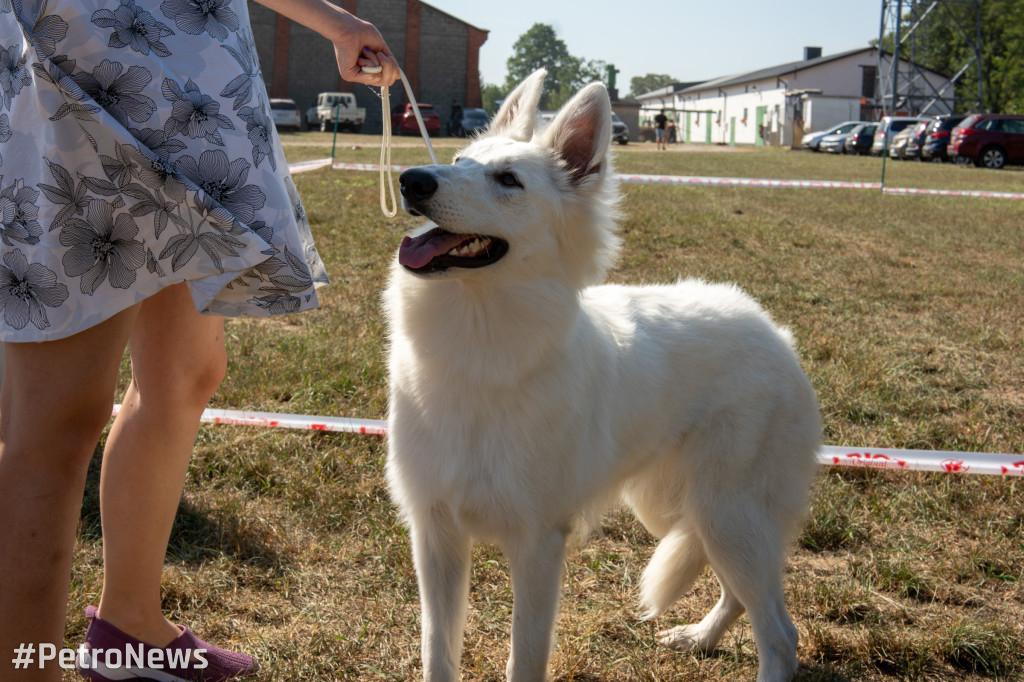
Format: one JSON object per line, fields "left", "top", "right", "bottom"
{"left": 871, "top": 116, "right": 928, "bottom": 156}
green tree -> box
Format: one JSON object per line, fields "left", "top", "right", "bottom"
{"left": 629, "top": 73, "right": 677, "bottom": 98}
{"left": 481, "top": 82, "right": 504, "bottom": 116}
{"left": 883, "top": 0, "right": 1023, "bottom": 113}
{"left": 504, "top": 24, "right": 605, "bottom": 110}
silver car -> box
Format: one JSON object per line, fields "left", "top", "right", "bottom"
{"left": 801, "top": 121, "right": 865, "bottom": 151}
{"left": 269, "top": 98, "right": 301, "bottom": 131}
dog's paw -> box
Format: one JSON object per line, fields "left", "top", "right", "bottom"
{"left": 657, "top": 624, "right": 714, "bottom": 653}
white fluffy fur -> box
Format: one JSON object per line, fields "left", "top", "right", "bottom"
{"left": 385, "top": 69, "right": 821, "bottom": 682}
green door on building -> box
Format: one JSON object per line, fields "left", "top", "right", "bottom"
{"left": 730, "top": 117, "right": 736, "bottom": 145}
{"left": 705, "top": 112, "right": 712, "bottom": 144}
{"left": 755, "top": 106, "right": 767, "bottom": 146}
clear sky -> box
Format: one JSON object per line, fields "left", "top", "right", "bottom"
{"left": 427, "top": 0, "right": 885, "bottom": 94}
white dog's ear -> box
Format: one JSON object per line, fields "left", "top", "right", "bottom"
{"left": 488, "top": 68, "right": 546, "bottom": 141}
{"left": 540, "top": 82, "right": 611, "bottom": 185}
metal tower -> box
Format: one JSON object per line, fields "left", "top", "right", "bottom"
{"left": 876, "top": 0, "right": 984, "bottom": 116}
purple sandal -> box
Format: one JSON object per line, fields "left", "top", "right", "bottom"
{"left": 76, "top": 606, "right": 258, "bottom": 681}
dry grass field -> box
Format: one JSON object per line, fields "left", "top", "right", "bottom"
{"left": 64, "top": 132, "right": 1023, "bottom": 680}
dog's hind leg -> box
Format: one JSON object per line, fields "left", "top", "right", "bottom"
{"left": 656, "top": 573, "right": 744, "bottom": 653}
{"left": 504, "top": 527, "right": 568, "bottom": 682}
{"left": 411, "top": 504, "right": 472, "bottom": 682}
{"left": 695, "top": 507, "right": 800, "bottom": 682}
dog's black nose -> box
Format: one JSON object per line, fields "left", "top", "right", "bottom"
{"left": 400, "top": 168, "right": 438, "bottom": 202}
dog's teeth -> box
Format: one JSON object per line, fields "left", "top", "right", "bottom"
{"left": 445, "top": 237, "right": 493, "bottom": 258}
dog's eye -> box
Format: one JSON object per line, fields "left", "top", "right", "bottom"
{"left": 496, "top": 172, "right": 521, "bottom": 188}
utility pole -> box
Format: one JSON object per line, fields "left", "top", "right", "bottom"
{"left": 876, "top": 0, "right": 983, "bottom": 117}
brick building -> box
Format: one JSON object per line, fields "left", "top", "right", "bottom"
{"left": 247, "top": 0, "right": 488, "bottom": 133}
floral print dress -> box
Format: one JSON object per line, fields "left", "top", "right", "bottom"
{"left": 0, "top": 0, "right": 329, "bottom": 341}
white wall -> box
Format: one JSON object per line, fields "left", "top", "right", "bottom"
{"left": 804, "top": 97, "right": 867, "bottom": 132}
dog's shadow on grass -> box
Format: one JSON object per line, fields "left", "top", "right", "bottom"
{"left": 79, "top": 447, "right": 285, "bottom": 570}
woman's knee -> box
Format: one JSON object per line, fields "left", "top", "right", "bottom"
{"left": 1, "top": 378, "right": 114, "bottom": 473}
{"left": 132, "top": 341, "right": 226, "bottom": 409}
{"left": 129, "top": 283, "right": 228, "bottom": 409}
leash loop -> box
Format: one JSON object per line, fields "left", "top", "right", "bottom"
{"left": 377, "top": 67, "right": 439, "bottom": 218}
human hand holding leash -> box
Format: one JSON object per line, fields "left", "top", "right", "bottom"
{"left": 253, "top": 0, "right": 399, "bottom": 86}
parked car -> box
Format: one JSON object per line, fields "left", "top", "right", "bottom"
{"left": 611, "top": 111, "right": 629, "bottom": 145}
{"left": 888, "top": 125, "right": 919, "bottom": 159}
{"left": 449, "top": 107, "right": 489, "bottom": 137}
{"left": 948, "top": 113, "right": 1024, "bottom": 169}
{"left": 391, "top": 102, "right": 441, "bottom": 136}
{"left": 920, "top": 114, "right": 968, "bottom": 162}
{"left": 269, "top": 98, "right": 301, "bottom": 131}
{"left": 871, "top": 116, "right": 927, "bottom": 156}
{"left": 843, "top": 123, "right": 877, "bottom": 155}
{"left": 801, "top": 121, "right": 865, "bottom": 151}
{"left": 902, "top": 120, "right": 932, "bottom": 160}
{"left": 818, "top": 129, "right": 853, "bottom": 153}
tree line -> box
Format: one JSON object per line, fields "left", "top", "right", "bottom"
{"left": 485, "top": 10, "right": 1022, "bottom": 117}
{"left": 480, "top": 23, "right": 676, "bottom": 114}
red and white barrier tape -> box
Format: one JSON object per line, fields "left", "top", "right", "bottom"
{"left": 112, "top": 405, "right": 1022, "bottom": 477}
{"left": 288, "top": 157, "right": 333, "bottom": 174}
{"left": 332, "top": 161, "right": 412, "bottom": 173}
{"left": 820, "top": 446, "right": 1023, "bottom": 477}
{"left": 881, "top": 186, "right": 1024, "bottom": 200}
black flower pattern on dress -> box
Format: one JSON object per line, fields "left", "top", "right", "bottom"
{"left": 0, "top": 249, "right": 69, "bottom": 330}
{"left": 37, "top": 157, "right": 90, "bottom": 232}
{"left": 220, "top": 28, "right": 260, "bottom": 110}
{"left": 161, "top": 77, "right": 233, "bottom": 145}
{"left": 0, "top": 178, "right": 42, "bottom": 246}
{"left": 174, "top": 148, "right": 265, "bottom": 225}
{"left": 0, "top": 43, "right": 31, "bottom": 111}
{"left": 32, "top": 54, "right": 102, "bottom": 129}
{"left": 92, "top": 0, "right": 175, "bottom": 57}
{"left": 238, "top": 99, "right": 275, "bottom": 170}
{"left": 160, "top": 0, "right": 238, "bottom": 41}
{"left": 123, "top": 130, "right": 188, "bottom": 202}
{"left": 71, "top": 58, "right": 156, "bottom": 129}
{"left": 129, "top": 126, "right": 188, "bottom": 161}
{"left": 0, "top": 113, "right": 11, "bottom": 167}
{"left": 60, "top": 198, "right": 146, "bottom": 294}
{"left": 19, "top": 4, "right": 68, "bottom": 60}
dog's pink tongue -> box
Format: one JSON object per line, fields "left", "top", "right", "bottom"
{"left": 399, "top": 230, "right": 464, "bottom": 269}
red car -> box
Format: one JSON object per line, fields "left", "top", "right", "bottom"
{"left": 390, "top": 102, "right": 441, "bottom": 136}
{"left": 948, "top": 113, "right": 1024, "bottom": 169}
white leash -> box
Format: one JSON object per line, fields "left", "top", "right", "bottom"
{"left": 366, "top": 65, "right": 438, "bottom": 217}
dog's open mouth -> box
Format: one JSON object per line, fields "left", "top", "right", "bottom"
{"left": 399, "top": 227, "right": 508, "bottom": 273}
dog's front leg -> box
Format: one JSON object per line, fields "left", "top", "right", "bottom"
{"left": 412, "top": 503, "right": 472, "bottom": 682}
{"left": 504, "top": 528, "right": 567, "bottom": 682}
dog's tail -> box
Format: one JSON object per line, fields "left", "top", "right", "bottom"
{"left": 637, "top": 528, "right": 707, "bottom": 620}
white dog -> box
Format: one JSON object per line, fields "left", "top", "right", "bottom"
{"left": 384, "top": 69, "right": 821, "bottom": 682}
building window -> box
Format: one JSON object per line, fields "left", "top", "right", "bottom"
{"left": 861, "top": 65, "right": 877, "bottom": 98}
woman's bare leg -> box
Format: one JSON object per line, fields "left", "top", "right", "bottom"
{"left": 0, "top": 307, "right": 140, "bottom": 681}
{"left": 95, "top": 283, "right": 227, "bottom": 646}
